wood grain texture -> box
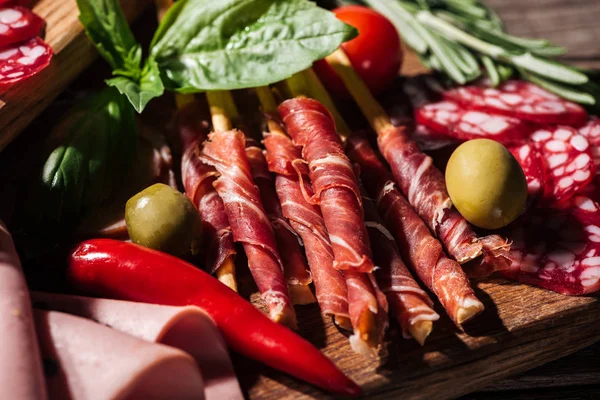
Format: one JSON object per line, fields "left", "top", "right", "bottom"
{"left": 0, "top": 0, "right": 150, "bottom": 152}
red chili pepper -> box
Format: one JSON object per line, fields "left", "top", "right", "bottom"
{"left": 68, "top": 239, "right": 362, "bottom": 397}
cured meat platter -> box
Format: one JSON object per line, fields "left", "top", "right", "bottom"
{"left": 1, "top": 0, "right": 600, "bottom": 399}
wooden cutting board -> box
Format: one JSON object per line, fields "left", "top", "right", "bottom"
{"left": 0, "top": 0, "right": 150, "bottom": 152}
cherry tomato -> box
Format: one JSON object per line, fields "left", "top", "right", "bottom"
{"left": 314, "top": 5, "right": 403, "bottom": 97}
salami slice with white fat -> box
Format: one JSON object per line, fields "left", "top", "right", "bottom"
{"left": 0, "top": 37, "right": 52, "bottom": 85}
{"left": 579, "top": 117, "right": 600, "bottom": 168}
{"left": 503, "top": 195, "right": 600, "bottom": 295}
{"left": 509, "top": 142, "right": 546, "bottom": 201}
{"left": 0, "top": 6, "right": 44, "bottom": 48}
{"left": 444, "top": 80, "right": 588, "bottom": 126}
{"left": 531, "top": 126, "right": 596, "bottom": 205}
{"left": 415, "top": 99, "right": 532, "bottom": 144}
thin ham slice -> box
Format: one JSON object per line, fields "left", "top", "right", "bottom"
{"left": 245, "top": 139, "right": 315, "bottom": 305}
{"left": 278, "top": 98, "right": 374, "bottom": 273}
{"left": 263, "top": 131, "right": 350, "bottom": 328}
{"left": 362, "top": 197, "right": 439, "bottom": 344}
{"left": 200, "top": 129, "right": 296, "bottom": 328}
{"left": 31, "top": 292, "right": 243, "bottom": 400}
{"left": 0, "top": 221, "right": 47, "bottom": 400}
{"left": 34, "top": 310, "right": 205, "bottom": 400}
{"left": 377, "top": 125, "right": 511, "bottom": 276}
{"left": 178, "top": 102, "right": 236, "bottom": 275}
{"left": 346, "top": 136, "right": 483, "bottom": 325}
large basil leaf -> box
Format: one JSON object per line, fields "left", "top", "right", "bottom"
{"left": 107, "top": 58, "right": 165, "bottom": 113}
{"left": 150, "top": 0, "right": 358, "bottom": 92}
{"left": 31, "top": 88, "right": 136, "bottom": 231}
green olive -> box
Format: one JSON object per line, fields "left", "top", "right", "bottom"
{"left": 445, "top": 139, "right": 527, "bottom": 230}
{"left": 125, "top": 183, "right": 202, "bottom": 258}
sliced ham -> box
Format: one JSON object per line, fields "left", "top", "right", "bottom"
{"left": 200, "top": 129, "right": 296, "bottom": 328}
{"left": 34, "top": 310, "right": 205, "bottom": 400}
{"left": 245, "top": 139, "right": 315, "bottom": 305}
{"left": 31, "top": 292, "right": 243, "bottom": 400}
{"left": 263, "top": 131, "right": 350, "bottom": 328}
{"left": 0, "top": 221, "right": 47, "bottom": 400}
{"left": 278, "top": 98, "right": 374, "bottom": 273}
{"left": 345, "top": 136, "right": 483, "bottom": 325}
{"left": 377, "top": 125, "right": 511, "bottom": 276}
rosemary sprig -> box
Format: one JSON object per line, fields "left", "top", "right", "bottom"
{"left": 358, "top": 0, "right": 598, "bottom": 108}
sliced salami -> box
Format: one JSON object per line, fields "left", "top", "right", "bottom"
{"left": 444, "top": 80, "right": 588, "bottom": 127}
{"left": 412, "top": 124, "right": 458, "bottom": 152}
{"left": 579, "top": 117, "right": 600, "bottom": 167}
{"left": 416, "top": 100, "right": 532, "bottom": 144}
{"left": 0, "top": 6, "right": 44, "bottom": 48}
{"left": 0, "top": 37, "right": 52, "bottom": 85}
{"left": 531, "top": 126, "right": 596, "bottom": 205}
{"left": 508, "top": 142, "right": 546, "bottom": 201}
{"left": 503, "top": 195, "right": 600, "bottom": 295}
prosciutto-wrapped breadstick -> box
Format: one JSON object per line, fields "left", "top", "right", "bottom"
{"left": 0, "top": 221, "right": 47, "bottom": 400}
{"left": 346, "top": 135, "right": 484, "bottom": 325}
{"left": 326, "top": 49, "right": 511, "bottom": 277}
{"left": 200, "top": 128, "right": 296, "bottom": 328}
{"left": 278, "top": 96, "right": 387, "bottom": 354}
{"left": 177, "top": 101, "right": 237, "bottom": 290}
{"left": 245, "top": 139, "right": 315, "bottom": 305}
{"left": 362, "top": 196, "right": 440, "bottom": 345}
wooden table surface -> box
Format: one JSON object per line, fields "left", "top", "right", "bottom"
{"left": 467, "top": 1, "right": 600, "bottom": 398}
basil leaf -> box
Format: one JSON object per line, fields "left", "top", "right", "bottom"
{"left": 77, "top": 0, "right": 139, "bottom": 71}
{"left": 150, "top": 0, "right": 358, "bottom": 92}
{"left": 31, "top": 88, "right": 136, "bottom": 230}
{"left": 107, "top": 59, "right": 165, "bottom": 113}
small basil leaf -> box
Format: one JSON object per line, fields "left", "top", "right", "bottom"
{"left": 76, "top": 0, "right": 140, "bottom": 71}
{"left": 107, "top": 59, "right": 165, "bottom": 113}
{"left": 150, "top": 0, "right": 358, "bottom": 92}
{"left": 27, "top": 88, "right": 136, "bottom": 231}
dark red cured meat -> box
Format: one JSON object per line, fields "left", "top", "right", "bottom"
{"left": 200, "top": 130, "right": 296, "bottom": 327}
{"left": 509, "top": 142, "right": 546, "bottom": 202}
{"left": 362, "top": 196, "right": 439, "bottom": 341}
{"left": 503, "top": 195, "right": 600, "bottom": 295}
{"left": 245, "top": 139, "right": 314, "bottom": 304}
{"left": 415, "top": 100, "right": 532, "bottom": 144}
{"left": 530, "top": 126, "right": 596, "bottom": 206}
{"left": 579, "top": 117, "right": 600, "bottom": 167}
{"left": 444, "top": 80, "right": 588, "bottom": 127}
{"left": 278, "top": 98, "right": 374, "bottom": 273}
{"left": 0, "top": 37, "right": 52, "bottom": 85}
{"left": 346, "top": 135, "right": 483, "bottom": 325}
{"left": 377, "top": 125, "right": 511, "bottom": 275}
{"left": 263, "top": 132, "right": 349, "bottom": 325}
{"left": 177, "top": 103, "right": 235, "bottom": 275}
{"left": 0, "top": 7, "right": 44, "bottom": 48}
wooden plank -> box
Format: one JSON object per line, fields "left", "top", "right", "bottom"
{"left": 0, "top": 0, "right": 150, "bottom": 152}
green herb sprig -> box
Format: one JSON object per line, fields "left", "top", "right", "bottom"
{"left": 361, "top": 0, "right": 600, "bottom": 108}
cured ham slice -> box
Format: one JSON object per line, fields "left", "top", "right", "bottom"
{"left": 200, "top": 129, "right": 296, "bottom": 328}
{"left": 0, "top": 6, "right": 44, "bottom": 48}
{"left": 31, "top": 292, "right": 243, "bottom": 400}
{"left": 278, "top": 98, "right": 374, "bottom": 273}
{"left": 362, "top": 197, "right": 439, "bottom": 345}
{"left": 377, "top": 125, "right": 511, "bottom": 276}
{"left": 0, "top": 221, "right": 47, "bottom": 400}
{"left": 503, "top": 195, "right": 600, "bottom": 295}
{"left": 509, "top": 142, "right": 546, "bottom": 202}
{"left": 263, "top": 131, "right": 350, "bottom": 328}
{"left": 178, "top": 102, "right": 236, "bottom": 276}
{"left": 531, "top": 126, "right": 596, "bottom": 206}
{"left": 245, "top": 139, "right": 315, "bottom": 305}
{"left": 346, "top": 135, "right": 484, "bottom": 325}
{"left": 444, "top": 80, "right": 588, "bottom": 127}
{"left": 0, "top": 37, "right": 52, "bottom": 85}
{"left": 415, "top": 100, "right": 532, "bottom": 144}
{"left": 34, "top": 310, "right": 206, "bottom": 400}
